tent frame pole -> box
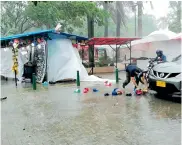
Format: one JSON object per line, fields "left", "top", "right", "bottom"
{"left": 125, "top": 41, "right": 132, "bottom": 64}
{"left": 129, "top": 41, "right": 131, "bottom": 64}
{"left": 45, "top": 39, "right": 48, "bottom": 82}
{"left": 116, "top": 44, "right": 117, "bottom": 68}
{"left": 82, "top": 47, "right": 84, "bottom": 64}
{"left": 91, "top": 43, "right": 94, "bottom": 74}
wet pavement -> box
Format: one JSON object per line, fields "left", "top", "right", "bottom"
{"left": 1, "top": 72, "right": 181, "bottom": 145}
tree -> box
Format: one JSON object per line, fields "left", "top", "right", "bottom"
{"left": 72, "top": 14, "right": 158, "bottom": 37}
{"left": 157, "top": 17, "right": 168, "bottom": 30}
{"left": 96, "top": 1, "right": 112, "bottom": 37}
{"left": 137, "top": 1, "right": 143, "bottom": 37}
{"left": 26, "top": 1, "right": 106, "bottom": 34}
{"left": 136, "top": 1, "right": 153, "bottom": 37}
{"left": 108, "top": 1, "right": 134, "bottom": 37}
{"left": 103, "top": 2, "right": 109, "bottom": 37}
{"left": 116, "top": 2, "right": 122, "bottom": 37}
{"left": 168, "top": 1, "right": 181, "bottom": 33}
{"left": 1, "top": 1, "right": 35, "bottom": 37}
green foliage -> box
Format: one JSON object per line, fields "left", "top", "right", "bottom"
{"left": 96, "top": 56, "right": 114, "bottom": 67}
{"left": 25, "top": 2, "right": 60, "bottom": 28}
{"left": 168, "top": 1, "right": 181, "bottom": 33}
{"left": 1, "top": 1, "right": 35, "bottom": 37}
{"left": 1, "top": 1, "right": 158, "bottom": 37}
{"left": 122, "top": 14, "right": 158, "bottom": 37}
{"left": 25, "top": 1, "right": 106, "bottom": 33}
{"left": 72, "top": 14, "right": 157, "bottom": 37}
{"left": 1, "top": 1, "right": 106, "bottom": 36}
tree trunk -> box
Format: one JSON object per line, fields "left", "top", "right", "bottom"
{"left": 87, "top": 16, "right": 95, "bottom": 70}
{"left": 137, "top": 1, "right": 143, "bottom": 37}
{"left": 103, "top": 2, "right": 109, "bottom": 37}
{"left": 116, "top": 1, "right": 121, "bottom": 37}
{"left": 177, "top": 1, "right": 181, "bottom": 32}
{"left": 87, "top": 16, "right": 94, "bottom": 38}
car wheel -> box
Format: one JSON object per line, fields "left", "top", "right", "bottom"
{"left": 155, "top": 91, "right": 164, "bottom": 97}
{"left": 155, "top": 91, "right": 181, "bottom": 103}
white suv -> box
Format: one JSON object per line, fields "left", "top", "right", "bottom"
{"left": 149, "top": 55, "right": 181, "bottom": 98}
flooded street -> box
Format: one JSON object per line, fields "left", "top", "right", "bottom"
{"left": 1, "top": 73, "right": 181, "bottom": 145}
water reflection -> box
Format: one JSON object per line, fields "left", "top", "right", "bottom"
{"left": 1, "top": 80, "right": 181, "bottom": 145}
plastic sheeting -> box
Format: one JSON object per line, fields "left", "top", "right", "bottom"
{"left": 0, "top": 47, "right": 28, "bottom": 80}
{"left": 82, "top": 75, "right": 115, "bottom": 82}
{"left": 1, "top": 39, "right": 114, "bottom": 83}
{"left": 47, "top": 39, "right": 89, "bottom": 82}
{"left": 34, "top": 42, "right": 47, "bottom": 83}
{"left": 47, "top": 39, "right": 114, "bottom": 82}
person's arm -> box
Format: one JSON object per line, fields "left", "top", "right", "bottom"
{"left": 162, "top": 55, "right": 167, "bottom": 62}
{"left": 154, "top": 56, "right": 158, "bottom": 61}
{"left": 131, "top": 77, "right": 138, "bottom": 88}
{"left": 141, "top": 76, "right": 148, "bottom": 89}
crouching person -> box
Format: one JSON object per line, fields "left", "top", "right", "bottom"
{"left": 122, "top": 64, "right": 148, "bottom": 91}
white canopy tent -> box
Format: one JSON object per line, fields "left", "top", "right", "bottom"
{"left": 119, "top": 30, "right": 181, "bottom": 70}
{"left": 134, "top": 30, "right": 176, "bottom": 44}
{"left": 120, "top": 30, "right": 180, "bottom": 60}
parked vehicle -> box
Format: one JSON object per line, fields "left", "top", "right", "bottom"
{"left": 144, "top": 59, "right": 155, "bottom": 82}
{"left": 149, "top": 55, "right": 181, "bottom": 98}
{"left": 144, "top": 58, "right": 164, "bottom": 83}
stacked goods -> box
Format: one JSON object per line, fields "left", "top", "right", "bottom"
{"left": 12, "top": 39, "right": 19, "bottom": 74}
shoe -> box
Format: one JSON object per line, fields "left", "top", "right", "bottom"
{"left": 122, "top": 83, "right": 125, "bottom": 89}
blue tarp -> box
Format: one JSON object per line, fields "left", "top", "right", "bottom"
{"left": 0, "top": 29, "right": 88, "bottom": 42}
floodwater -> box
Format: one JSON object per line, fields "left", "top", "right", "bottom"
{"left": 1, "top": 73, "right": 181, "bottom": 145}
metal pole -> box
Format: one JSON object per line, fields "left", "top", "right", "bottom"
{"left": 14, "top": 70, "right": 17, "bottom": 87}
{"left": 32, "top": 73, "right": 36, "bottom": 90}
{"left": 92, "top": 45, "right": 94, "bottom": 74}
{"left": 82, "top": 47, "right": 83, "bottom": 64}
{"left": 115, "top": 68, "right": 119, "bottom": 83}
{"left": 76, "top": 70, "right": 80, "bottom": 87}
{"left": 45, "top": 41, "right": 48, "bottom": 82}
{"left": 116, "top": 44, "right": 117, "bottom": 68}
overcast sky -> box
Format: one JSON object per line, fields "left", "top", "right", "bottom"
{"left": 143, "top": 1, "right": 169, "bottom": 19}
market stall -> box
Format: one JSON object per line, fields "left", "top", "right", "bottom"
{"left": 86, "top": 37, "right": 140, "bottom": 74}
{"left": 0, "top": 29, "right": 88, "bottom": 86}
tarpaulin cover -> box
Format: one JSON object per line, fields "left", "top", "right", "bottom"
{"left": 47, "top": 39, "right": 89, "bottom": 82}
{"left": 1, "top": 39, "right": 114, "bottom": 83}
{"left": 87, "top": 37, "right": 140, "bottom": 45}
{"left": 0, "top": 47, "right": 28, "bottom": 80}
{"left": 0, "top": 29, "right": 88, "bottom": 42}
{"left": 47, "top": 39, "right": 113, "bottom": 82}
